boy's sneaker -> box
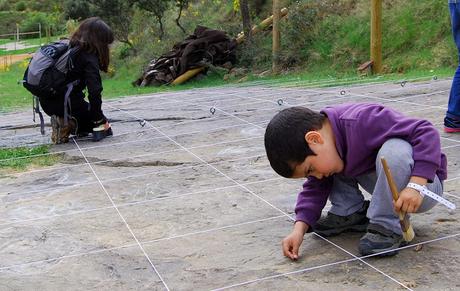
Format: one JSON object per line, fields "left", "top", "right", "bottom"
{"left": 444, "top": 116, "right": 460, "bottom": 133}
{"left": 358, "top": 223, "right": 406, "bottom": 257}
{"left": 92, "top": 121, "right": 113, "bottom": 142}
{"left": 314, "top": 200, "right": 370, "bottom": 237}
{"left": 50, "top": 115, "right": 76, "bottom": 144}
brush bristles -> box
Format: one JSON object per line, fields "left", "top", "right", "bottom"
{"left": 402, "top": 224, "right": 415, "bottom": 242}
{"left": 399, "top": 214, "right": 415, "bottom": 242}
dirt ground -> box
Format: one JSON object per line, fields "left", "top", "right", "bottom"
{"left": 0, "top": 54, "right": 32, "bottom": 70}
{"left": 0, "top": 77, "right": 459, "bottom": 290}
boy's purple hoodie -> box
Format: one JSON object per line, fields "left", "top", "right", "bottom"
{"left": 295, "top": 103, "right": 448, "bottom": 227}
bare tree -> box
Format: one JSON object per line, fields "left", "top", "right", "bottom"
{"left": 134, "top": 0, "right": 171, "bottom": 40}
{"left": 175, "top": 0, "right": 189, "bottom": 34}
{"left": 90, "top": 0, "right": 134, "bottom": 47}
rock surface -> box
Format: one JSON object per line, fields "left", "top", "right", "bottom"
{"left": 0, "top": 77, "right": 459, "bottom": 290}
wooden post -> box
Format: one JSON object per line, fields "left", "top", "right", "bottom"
{"left": 15, "top": 23, "right": 19, "bottom": 51}
{"left": 47, "top": 26, "right": 51, "bottom": 42}
{"left": 38, "top": 23, "right": 42, "bottom": 46}
{"left": 272, "top": 0, "right": 281, "bottom": 74}
{"left": 370, "top": 0, "right": 382, "bottom": 74}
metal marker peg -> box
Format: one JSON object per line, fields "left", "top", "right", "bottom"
{"left": 340, "top": 90, "right": 346, "bottom": 95}
{"left": 210, "top": 107, "right": 216, "bottom": 115}
{"left": 400, "top": 80, "right": 407, "bottom": 87}
{"left": 433, "top": 75, "right": 438, "bottom": 81}
{"left": 139, "top": 120, "right": 146, "bottom": 127}
{"left": 277, "top": 99, "right": 284, "bottom": 106}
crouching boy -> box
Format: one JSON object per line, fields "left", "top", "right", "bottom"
{"left": 264, "top": 103, "right": 447, "bottom": 258}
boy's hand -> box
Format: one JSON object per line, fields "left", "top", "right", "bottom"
{"left": 394, "top": 187, "right": 423, "bottom": 213}
{"left": 282, "top": 221, "right": 308, "bottom": 260}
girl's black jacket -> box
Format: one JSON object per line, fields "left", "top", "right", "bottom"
{"left": 67, "top": 49, "right": 105, "bottom": 122}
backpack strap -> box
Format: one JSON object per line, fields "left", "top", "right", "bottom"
{"left": 63, "top": 80, "right": 79, "bottom": 126}
{"left": 32, "top": 95, "right": 45, "bottom": 135}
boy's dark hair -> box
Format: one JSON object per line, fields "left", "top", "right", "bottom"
{"left": 70, "top": 17, "right": 114, "bottom": 72}
{"left": 264, "top": 106, "right": 326, "bottom": 178}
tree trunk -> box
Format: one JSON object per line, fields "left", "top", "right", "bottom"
{"left": 240, "top": 0, "right": 252, "bottom": 43}
{"left": 176, "top": 6, "right": 186, "bottom": 33}
{"left": 157, "top": 16, "right": 165, "bottom": 40}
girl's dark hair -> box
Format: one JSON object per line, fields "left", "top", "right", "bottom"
{"left": 264, "top": 107, "right": 326, "bottom": 178}
{"left": 70, "top": 17, "right": 114, "bottom": 72}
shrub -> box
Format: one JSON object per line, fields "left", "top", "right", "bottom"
{"left": 15, "top": 1, "right": 26, "bottom": 12}
{"left": 21, "top": 12, "right": 49, "bottom": 33}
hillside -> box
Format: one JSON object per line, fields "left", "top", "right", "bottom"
{"left": 0, "top": 0, "right": 456, "bottom": 85}
{"left": 112, "top": 0, "right": 457, "bottom": 80}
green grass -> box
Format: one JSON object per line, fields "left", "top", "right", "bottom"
{"left": 279, "top": 0, "right": 455, "bottom": 74}
{"left": 0, "top": 61, "right": 32, "bottom": 111}
{"left": 0, "top": 61, "right": 31, "bottom": 111}
{"left": 0, "top": 38, "right": 14, "bottom": 45}
{"left": 0, "top": 145, "right": 60, "bottom": 172}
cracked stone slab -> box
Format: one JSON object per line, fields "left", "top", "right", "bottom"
{"left": 0, "top": 77, "right": 459, "bottom": 290}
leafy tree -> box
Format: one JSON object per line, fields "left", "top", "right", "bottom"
{"left": 175, "top": 0, "right": 189, "bottom": 34}
{"left": 133, "top": 0, "right": 171, "bottom": 40}
{"left": 29, "top": 0, "right": 63, "bottom": 12}
{"left": 15, "top": 1, "right": 26, "bottom": 11}
{"left": 0, "top": 0, "right": 11, "bottom": 11}
{"left": 89, "top": 0, "right": 134, "bottom": 46}
{"left": 63, "top": 0, "right": 93, "bottom": 20}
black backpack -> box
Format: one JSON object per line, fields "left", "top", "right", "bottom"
{"left": 23, "top": 39, "right": 79, "bottom": 134}
{"left": 23, "top": 39, "right": 79, "bottom": 98}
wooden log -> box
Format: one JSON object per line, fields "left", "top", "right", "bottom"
{"left": 171, "top": 67, "right": 206, "bottom": 85}
{"left": 235, "top": 7, "right": 288, "bottom": 44}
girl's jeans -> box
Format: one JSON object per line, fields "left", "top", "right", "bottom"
{"left": 446, "top": 2, "right": 460, "bottom": 123}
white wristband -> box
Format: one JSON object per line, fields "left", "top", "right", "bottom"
{"left": 406, "top": 182, "right": 456, "bottom": 210}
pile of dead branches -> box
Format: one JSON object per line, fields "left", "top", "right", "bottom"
{"left": 133, "top": 26, "right": 237, "bottom": 86}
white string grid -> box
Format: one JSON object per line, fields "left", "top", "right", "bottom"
{"left": 3, "top": 82, "right": 459, "bottom": 207}
{"left": 1, "top": 78, "right": 456, "bottom": 162}
{"left": 71, "top": 137, "right": 171, "bottom": 290}
{"left": 1, "top": 145, "right": 266, "bottom": 200}
{"left": 0, "top": 74, "right": 447, "bottom": 128}
{"left": 3, "top": 82, "right": 459, "bottom": 202}
{"left": 0, "top": 75, "right": 450, "bottom": 146}
{"left": 0, "top": 76, "right": 459, "bottom": 289}
{"left": 0, "top": 124, "right": 267, "bottom": 176}
{"left": 133, "top": 79, "right": 459, "bottom": 289}
{"left": 1, "top": 175, "right": 283, "bottom": 227}
{"left": 3, "top": 213, "right": 456, "bottom": 275}
{"left": 106, "top": 103, "right": 416, "bottom": 290}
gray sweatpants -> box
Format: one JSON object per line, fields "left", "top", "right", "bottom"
{"left": 328, "top": 138, "right": 443, "bottom": 235}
